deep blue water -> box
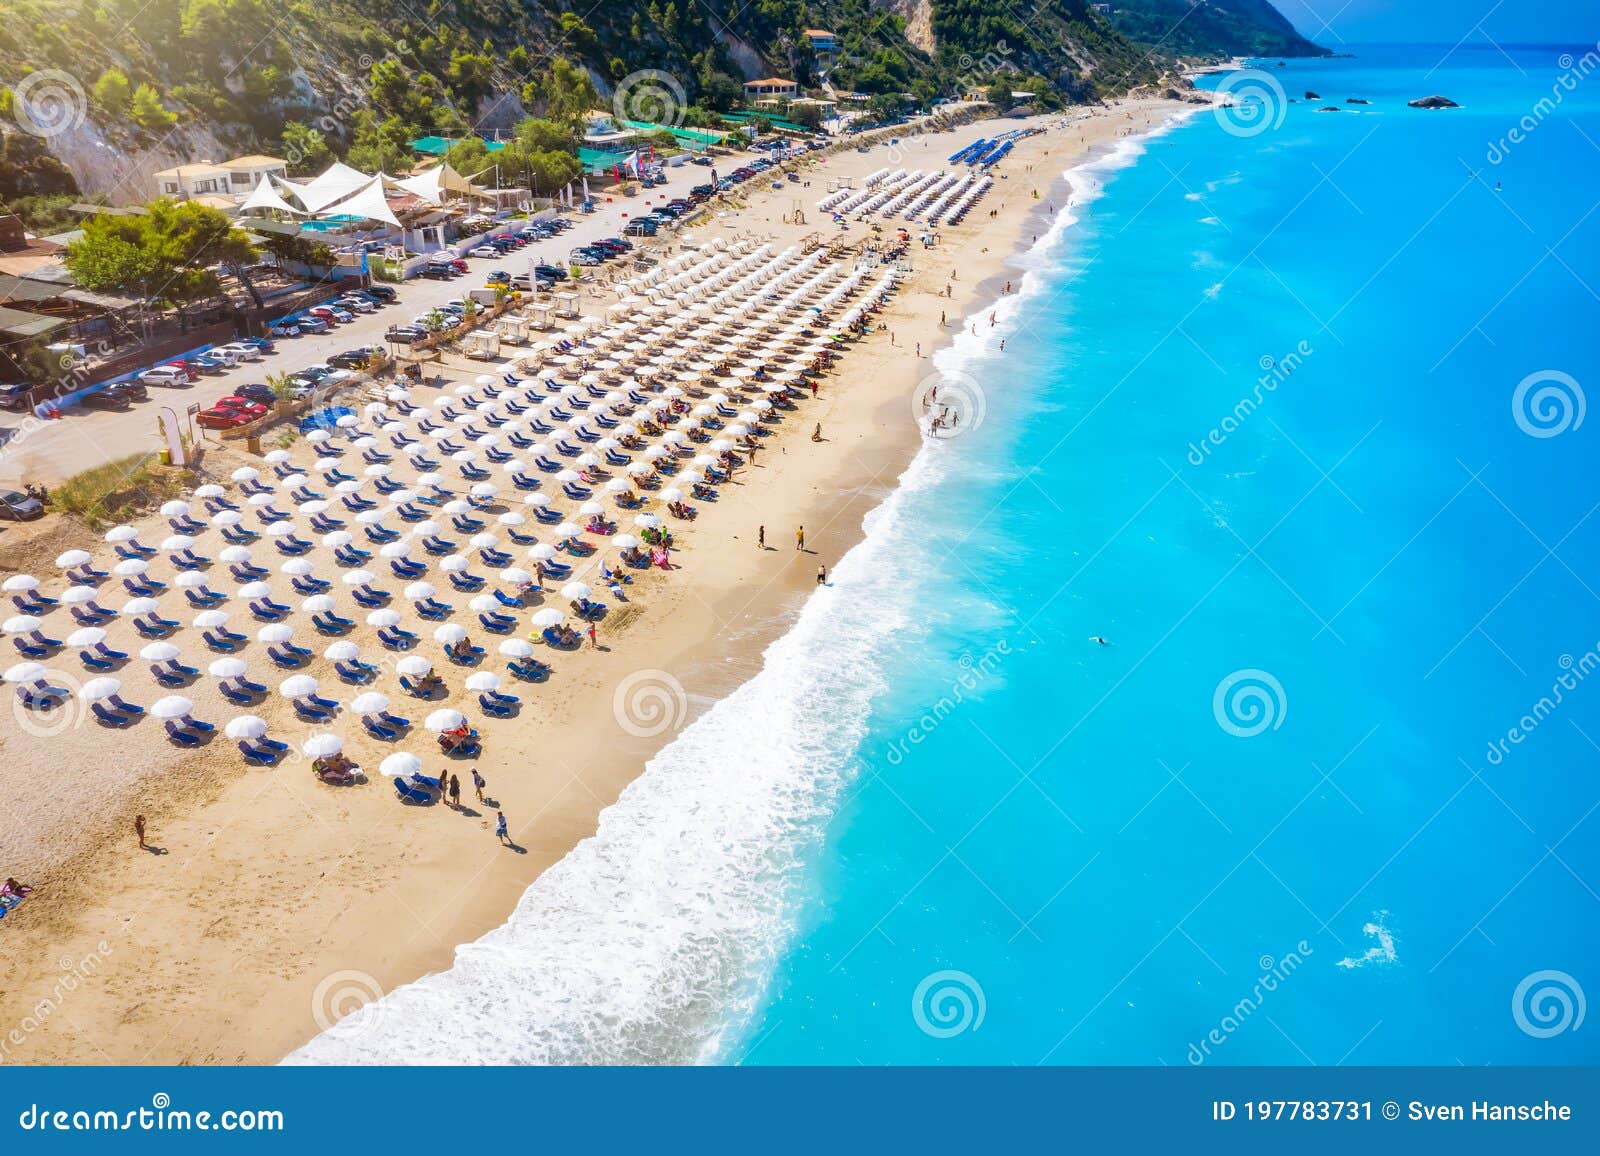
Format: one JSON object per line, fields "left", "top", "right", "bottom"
{"left": 737, "top": 44, "right": 1600, "bottom": 1065}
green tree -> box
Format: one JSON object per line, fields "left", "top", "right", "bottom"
{"left": 129, "top": 83, "right": 177, "bottom": 130}
{"left": 65, "top": 198, "right": 257, "bottom": 306}
{"left": 93, "top": 67, "right": 131, "bottom": 114}
{"left": 281, "top": 122, "right": 333, "bottom": 175}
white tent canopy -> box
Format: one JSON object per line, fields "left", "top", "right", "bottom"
{"left": 295, "top": 161, "right": 378, "bottom": 212}
{"left": 320, "top": 175, "right": 403, "bottom": 227}
{"left": 240, "top": 176, "right": 305, "bottom": 216}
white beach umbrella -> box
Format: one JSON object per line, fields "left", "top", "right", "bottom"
{"left": 423, "top": 708, "right": 466, "bottom": 732}
{"left": 302, "top": 733, "right": 343, "bottom": 758}
{"left": 66, "top": 627, "right": 108, "bottom": 648}
{"left": 464, "top": 671, "right": 501, "bottom": 692}
{"left": 366, "top": 609, "right": 401, "bottom": 628}
{"left": 2, "top": 574, "right": 39, "bottom": 592}
{"left": 350, "top": 691, "right": 390, "bottom": 714}
{"left": 403, "top": 582, "right": 437, "bottom": 601}
{"left": 379, "top": 752, "right": 423, "bottom": 778}
{"left": 78, "top": 677, "right": 121, "bottom": 702}
{"left": 208, "top": 658, "right": 248, "bottom": 678}
{"left": 193, "top": 609, "right": 231, "bottom": 629}
{"left": 149, "top": 695, "right": 193, "bottom": 720}
{"left": 138, "top": 641, "right": 181, "bottom": 662}
{"left": 60, "top": 586, "right": 98, "bottom": 605}
{"left": 3, "top": 614, "right": 42, "bottom": 634}
{"left": 278, "top": 675, "right": 318, "bottom": 698}
{"left": 530, "top": 608, "right": 564, "bottom": 628}
{"left": 3, "top": 661, "right": 45, "bottom": 683}
{"left": 432, "top": 623, "right": 468, "bottom": 644}
{"left": 560, "top": 582, "right": 592, "bottom": 601}
{"left": 324, "top": 640, "right": 361, "bottom": 661}
{"left": 237, "top": 581, "right": 273, "bottom": 599}
{"left": 301, "top": 594, "right": 336, "bottom": 613}
{"left": 394, "top": 655, "right": 432, "bottom": 676}
{"left": 342, "top": 570, "right": 376, "bottom": 586}
{"left": 224, "top": 715, "right": 269, "bottom": 739}
{"left": 54, "top": 549, "right": 93, "bottom": 569}
{"left": 498, "top": 638, "right": 535, "bottom": 658}
{"left": 121, "top": 597, "right": 158, "bottom": 616}
{"left": 257, "top": 624, "right": 295, "bottom": 644}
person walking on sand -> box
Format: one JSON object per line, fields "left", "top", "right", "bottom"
{"left": 472, "top": 768, "right": 485, "bottom": 804}
{"left": 448, "top": 773, "right": 461, "bottom": 809}
{"left": 496, "top": 811, "right": 509, "bottom": 844}
{"left": 796, "top": 525, "right": 805, "bottom": 551}
{"left": 135, "top": 814, "right": 147, "bottom": 850}
{"left": 758, "top": 525, "right": 765, "bottom": 549}
{"left": 817, "top": 564, "right": 827, "bottom": 584}
{"left": 588, "top": 622, "right": 598, "bottom": 649}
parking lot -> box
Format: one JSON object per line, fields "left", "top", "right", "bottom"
{"left": 0, "top": 152, "right": 757, "bottom": 488}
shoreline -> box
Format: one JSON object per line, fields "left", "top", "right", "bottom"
{"left": 0, "top": 99, "right": 1195, "bottom": 1065}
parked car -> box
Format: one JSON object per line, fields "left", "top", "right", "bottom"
{"left": 361, "top": 284, "right": 397, "bottom": 302}
{"left": 195, "top": 406, "right": 255, "bottom": 430}
{"left": 267, "top": 321, "right": 301, "bottom": 338}
{"left": 690, "top": 155, "right": 714, "bottom": 166}
{"left": 192, "top": 352, "right": 231, "bottom": 374}
{"left": 0, "top": 383, "right": 34, "bottom": 411}
{"left": 469, "top": 245, "right": 500, "bottom": 259}
{"left": 233, "top": 384, "right": 278, "bottom": 406}
{"left": 385, "top": 326, "right": 426, "bottom": 344}
{"left": 215, "top": 342, "right": 261, "bottom": 362}
{"left": 139, "top": 365, "right": 192, "bottom": 388}
{"left": 292, "top": 314, "right": 330, "bottom": 334}
{"left": 0, "top": 489, "right": 44, "bottom": 521}
{"left": 328, "top": 346, "right": 381, "bottom": 369}
{"left": 308, "top": 305, "right": 353, "bottom": 324}
{"left": 214, "top": 395, "right": 268, "bottom": 418}
{"left": 597, "top": 236, "right": 633, "bottom": 252}
{"left": 532, "top": 264, "right": 569, "bottom": 281}
{"left": 336, "top": 294, "right": 377, "bottom": 313}
{"left": 624, "top": 221, "right": 657, "bottom": 237}
{"left": 417, "top": 265, "right": 456, "bottom": 281}
{"left": 80, "top": 386, "right": 134, "bottom": 410}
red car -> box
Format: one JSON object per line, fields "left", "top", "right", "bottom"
{"left": 195, "top": 407, "right": 255, "bottom": 430}
{"left": 162, "top": 361, "right": 201, "bottom": 383}
{"left": 215, "top": 395, "right": 268, "bottom": 418}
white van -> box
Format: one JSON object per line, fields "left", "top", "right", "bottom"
{"left": 139, "top": 365, "right": 191, "bottom": 387}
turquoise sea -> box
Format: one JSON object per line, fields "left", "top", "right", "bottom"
{"left": 290, "top": 44, "right": 1600, "bottom": 1066}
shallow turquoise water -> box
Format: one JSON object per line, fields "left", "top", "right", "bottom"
{"left": 737, "top": 43, "right": 1600, "bottom": 1066}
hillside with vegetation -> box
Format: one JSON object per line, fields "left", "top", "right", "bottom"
{"left": 0, "top": 0, "right": 1182, "bottom": 221}
{"left": 1109, "top": 0, "right": 1328, "bottom": 60}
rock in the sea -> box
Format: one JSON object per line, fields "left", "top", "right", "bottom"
{"left": 1408, "top": 95, "right": 1459, "bottom": 109}
{"left": 1346, "top": 97, "right": 1370, "bottom": 104}
{"left": 1305, "top": 91, "right": 1321, "bottom": 100}
{"left": 1318, "top": 106, "right": 1341, "bottom": 112}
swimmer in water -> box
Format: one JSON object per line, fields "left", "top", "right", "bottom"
{"left": 1090, "top": 636, "right": 1109, "bottom": 646}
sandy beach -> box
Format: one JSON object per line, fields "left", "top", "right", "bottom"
{"left": 0, "top": 96, "right": 1186, "bottom": 1064}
